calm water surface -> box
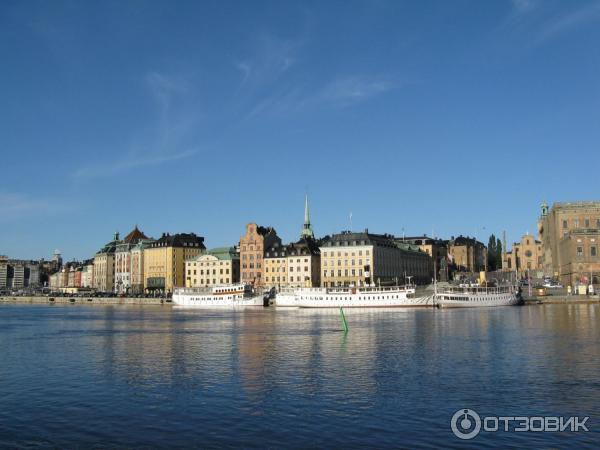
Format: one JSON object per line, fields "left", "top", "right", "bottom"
{"left": 1, "top": 303, "right": 599, "bottom": 449}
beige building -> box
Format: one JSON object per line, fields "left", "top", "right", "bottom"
{"left": 447, "top": 236, "right": 486, "bottom": 273}
{"left": 114, "top": 226, "right": 150, "bottom": 294}
{"left": 144, "top": 233, "right": 205, "bottom": 294}
{"left": 320, "top": 230, "right": 432, "bottom": 287}
{"left": 264, "top": 243, "right": 289, "bottom": 287}
{"left": 502, "top": 233, "right": 543, "bottom": 276}
{"left": 0, "top": 255, "right": 7, "bottom": 288}
{"left": 93, "top": 232, "right": 120, "bottom": 292}
{"left": 538, "top": 201, "right": 600, "bottom": 286}
{"left": 130, "top": 239, "right": 154, "bottom": 294}
{"left": 185, "top": 247, "right": 239, "bottom": 287}
{"left": 239, "top": 223, "right": 281, "bottom": 286}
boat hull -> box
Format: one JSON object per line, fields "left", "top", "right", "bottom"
{"left": 275, "top": 292, "right": 435, "bottom": 308}
{"left": 172, "top": 294, "right": 264, "bottom": 307}
{"left": 436, "top": 292, "right": 520, "bottom": 308}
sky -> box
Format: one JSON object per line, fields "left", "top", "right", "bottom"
{"left": 1, "top": 0, "right": 600, "bottom": 261}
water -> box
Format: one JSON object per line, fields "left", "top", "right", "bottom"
{"left": 0, "top": 303, "right": 599, "bottom": 449}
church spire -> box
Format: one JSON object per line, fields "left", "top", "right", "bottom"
{"left": 300, "top": 195, "right": 314, "bottom": 239}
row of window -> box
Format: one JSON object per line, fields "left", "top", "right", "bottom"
{"left": 242, "top": 263, "right": 262, "bottom": 269}
{"left": 265, "top": 276, "right": 309, "bottom": 283}
{"left": 265, "top": 266, "right": 309, "bottom": 272}
{"left": 324, "top": 269, "right": 364, "bottom": 277}
{"left": 187, "top": 269, "right": 231, "bottom": 275}
{"left": 563, "top": 218, "right": 600, "bottom": 229}
{"left": 324, "top": 259, "right": 370, "bottom": 267}
{"left": 576, "top": 246, "right": 597, "bottom": 257}
{"left": 323, "top": 250, "right": 370, "bottom": 257}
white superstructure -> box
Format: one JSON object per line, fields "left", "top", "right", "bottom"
{"left": 435, "top": 285, "right": 521, "bottom": 308}
{"left": 173, "top": 283, "right": 264, "bottom": 307}
{"left": 275, "top": 285, "right": 434, "bottom": 308}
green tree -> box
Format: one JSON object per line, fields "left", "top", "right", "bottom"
{"left": 487, "top": 234, "right": 497, "bottom": 271}
{"left": 495, "top": 237, "right": 503, "bottom": 270}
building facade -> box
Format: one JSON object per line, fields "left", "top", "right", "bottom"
{"left": 185, "top": 247, "right": 239, "bottom": 287}
{"left": 538, "top": 201, "right": 600, "bottom": 286}
{"left": 502, "top": 233, "right": 543, "bottom": 277}
{"left": 143, "top": 233, "right": 205, "bottom": 294}
{"left": 264, "top": 243, "right": 289, "bottom": 288}
{"left": 114, "top": 226, "right": 150, "bottom": 294}
{"left": 0, "top": 256, "right": 7, "bottom": 289}
{"left": 320, "top": 230, "right": 433, "bottom": 287}
{"left": 447, "top": 236, "right": 486, "bottom": 273}
{"left": 239, "top": 223, "right": 281, "bottom": 286}
{"left": 400, "top": 236, "right": 449, "bottom": 281}
{"left": 93, "top": 232, "right": 120, "bottom": 292}
{"left": 130, "top": 239, "right": 154, "bottom": 294}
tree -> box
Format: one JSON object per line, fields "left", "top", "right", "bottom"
{"left": 495, "top": 237, "right": 503, "bottom": 270}
{"left": 487, "top": 234, "right": 497, "bottom": 271}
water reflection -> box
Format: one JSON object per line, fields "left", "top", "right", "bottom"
{"left": 1, "top": 303, "right": 599, "bottom": 448}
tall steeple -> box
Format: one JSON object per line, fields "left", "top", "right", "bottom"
{"left": 300, "top": 195, "right": 314, "bottom": 239}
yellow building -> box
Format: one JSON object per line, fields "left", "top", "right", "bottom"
{"left": 264, "top": 243, "right": 289, "bottom": 288}
{"left": 185, "top": 247, "right": 239, "bottom": 287}
{"left": 320, "top": 231, "right": 432, "bottom": 287}
{"left": 143, "top": 233, "right": 205, "bottom": 294}
{"left": 503, "top": 233, "right": 543, "bottom": 276}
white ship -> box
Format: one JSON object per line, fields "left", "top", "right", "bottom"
{"left": 172, "top": 284, "right": 265, "bottom": 307}
{"left": 275, "top": 285, "right": 435, "bottom": 308}
{"left": 435, "top": 285, "right": 521, "bottom": 308}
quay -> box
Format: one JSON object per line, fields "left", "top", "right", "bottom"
{"left": 0, "top": 295, "right": 167, "bottom": 305}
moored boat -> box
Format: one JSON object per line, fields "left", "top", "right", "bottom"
{"left": 275, "top": 285, "right": 434, "bottom": 308}
{"left": 172, "top": 283, "right": 264, "bottom": 307}
{"left": 435, "top": 285, "right": 521, "bottom": 308}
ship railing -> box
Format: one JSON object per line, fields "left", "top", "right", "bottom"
{"left": 439, "top": 285, "right": 516, "bottom": 294}
{"left": 276, "top": 285, "right": 414, "bottom": 294}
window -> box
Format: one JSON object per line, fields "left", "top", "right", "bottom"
{"left": 585, "top": 219, "right": 590, "bottom": 228}
{"left": 577, "top": 246, "right": 583, "bottom": 257}
{"left": 563, "top": 220, "right": 568, "bottom": 228}
{"left": 592, "top": 246, "right": 597, "bottom": 257}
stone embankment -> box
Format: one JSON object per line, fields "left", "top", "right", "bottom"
{"left": 0, "top": 296, "right": 168, "bottom": 305}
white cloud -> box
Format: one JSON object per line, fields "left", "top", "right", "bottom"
{"left": 319, "top": 76, "right": 394, "bottom": 106}
{"left": 534, "top": 2, "right": 600, "bottom": 44}
{"left": 511, "top": 0, "right": 538, "bottom": 14}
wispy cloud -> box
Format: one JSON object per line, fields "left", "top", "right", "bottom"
{"left": 511, "top": 0, "right": 538, "bottom": 14}
{"left": 233, "top": 33, "right": 301, "bottom": 89}
{"left": 72, "top": 149, "right": 196, "bottom": 179}
{"left": 0, "top": 191, "right": 71, "bottom": 222}
{"left": 534, "top": 1, "right": 600, "bottom": 44}
{"left": 73, "top": 71, "right": 199, "bottom": 180}
{"left": 503, "top": 0, "right": 600, "bottom": 48}
{"left": 318, "top": 76, "right": 394, "bottom": 106}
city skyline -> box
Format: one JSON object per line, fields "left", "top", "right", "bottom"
{"left": 2, "top": 1, "right": 600, "bottom": 259}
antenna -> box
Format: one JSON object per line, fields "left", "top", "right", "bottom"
{"left": 349, "top": 212, "right": 353, "bottom": 232}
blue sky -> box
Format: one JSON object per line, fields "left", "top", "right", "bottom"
{"left": 1, "top": 0, "right": 600, "bottom": 260}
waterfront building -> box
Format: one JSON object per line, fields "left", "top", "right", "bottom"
{"left": 93, "top": 232, "right": 121, "bottom": 292}
{"left": 502, "top": 233, "right": 543, "bottom": 277}
{"left": 185, "top": 247, "right": 239, "bottom": 287}
{"left": 286, "top": 237, "right": 320, "bottom": 287}
{"left": 143, "top": 233, "right": 205, "bottom": 294}
{"left": 130, "top": 238, "right": 155, "bottom": 294}
{"left": 264, "top": 242, "right": 289, "bottom": 288}
{"left": 398, "top": 236, "right": 449, "bottom": 281}
{"left": 239, "top": 223, "right": 281, "bottom": 286}
{"left": 447, "top": 236, "right": 486, "bottom": 273}
{"left": 0, "top": 256, "right": 8, "bottom": 288}
{"left": 8, "top": 263, "right": 25, "bottom": 289}
{"left": 114, "top": 226, "right": 150, "bottom": 294}
{"left": 67, "top": 265, "right": 76, "bottom": 287}
{"left": 49, "top": 272, "right": 60, "bottom": 289}
{"left": 538, "top": 201, "right": 600, "bottom": 286}
{"left": 320, "top": 230, "right": 433, "bottom": 287}
{"left": 81, "top": 260, "right": 94, "bottom": 288}
{"left": 26, "top": 263, "right": 40, "bottom": 287}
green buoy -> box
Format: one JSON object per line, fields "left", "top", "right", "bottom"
{"left": 340, "top": 307, "right": 349, "bottom": 333}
